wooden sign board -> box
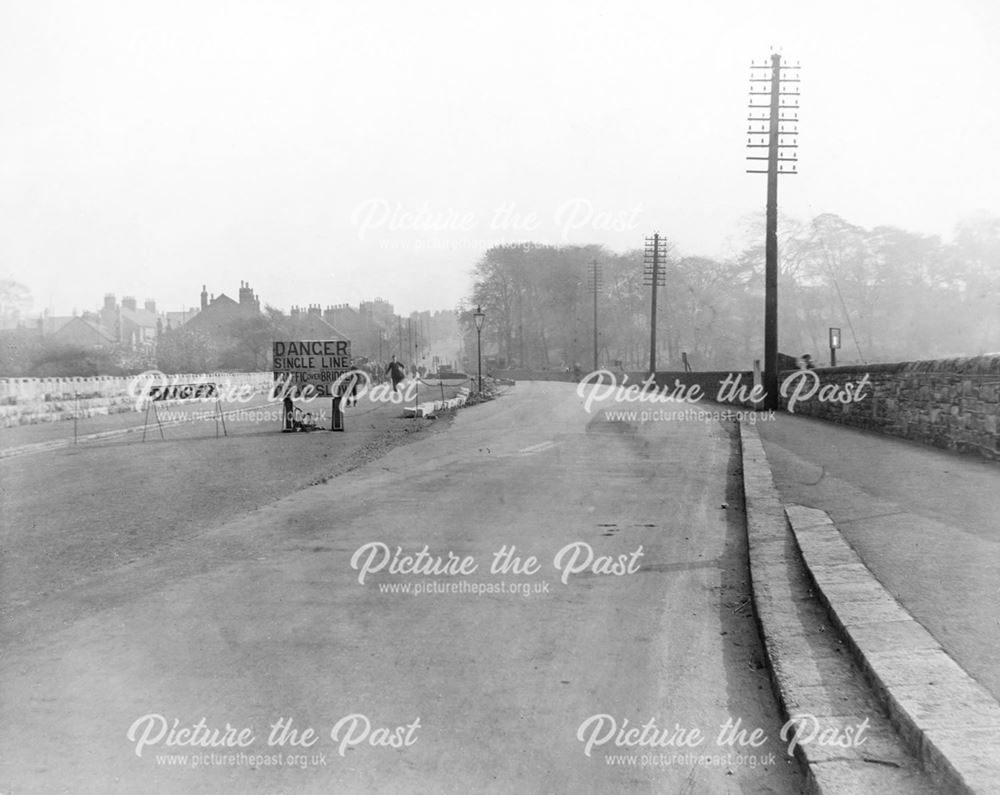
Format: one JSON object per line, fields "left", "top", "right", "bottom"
{"left": 273, "top": 340, "right": 351, "bottom": 397}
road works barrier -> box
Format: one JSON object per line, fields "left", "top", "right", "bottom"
{"left": 0, "top": 372, "right": 273, "bottom": 428}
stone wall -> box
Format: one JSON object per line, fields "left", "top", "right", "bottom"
{"left": 778, "top": 355, "right": 1000, "bottom": 460}
{"left": 636, "top": 371, "right": 755, "bottom": 404}
{"left": 0, "top": 372, "right": 274, "bottom": 427}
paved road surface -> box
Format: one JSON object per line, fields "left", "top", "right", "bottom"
{"left": 1, "top": 382, "right": 803, "bottom": 793}
{"left": 757, "top": 412, "right": 1000, "bottom": 700}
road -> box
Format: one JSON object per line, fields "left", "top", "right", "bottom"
{"left": 1, "top": 382, "right": 803, "bottom": 793}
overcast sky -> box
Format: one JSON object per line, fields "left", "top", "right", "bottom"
{"left": 1, "top": 0, "right": 997, "bottom": 318}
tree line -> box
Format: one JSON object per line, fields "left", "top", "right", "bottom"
{"left": 460, "top": 212, "right": 1000, "bottom": 371}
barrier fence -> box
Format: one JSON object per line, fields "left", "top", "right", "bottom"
{"left": 0, "top": 372, "right": 274, "bottom": 428}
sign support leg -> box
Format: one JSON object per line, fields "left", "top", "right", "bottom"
{"left": 332, "top": 396, "right": 344, "bottom": 431}
{"left": 217, "top": 398, "right": 228, "bottom": 437}
{"left": 153, "top": 401, "right": 164, "bottom": 440}
{"left": 143, "top": 400, "right": 164, "bottom": 442}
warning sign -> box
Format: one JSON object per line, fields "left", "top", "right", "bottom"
{"left": 273, "top": 340, "right": 351, "bottom": 397}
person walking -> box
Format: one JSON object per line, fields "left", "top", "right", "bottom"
{"left": 343, "top": 360, "right": 364, "bottom": 407}
{"left": 386, "top": 355, "right": 406, "bottom": 393}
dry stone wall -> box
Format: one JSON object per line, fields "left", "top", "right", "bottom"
{"left": 778, "top": 355, "right": 1000, "bottom": 460}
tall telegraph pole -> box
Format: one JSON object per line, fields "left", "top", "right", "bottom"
{"left": 747, "top": 53, "right": 799, "bottom": 410}
{"left": 588, "top": 260, "right": 602, "bottom": 372}
{"left": 643, "top": 233, "right": 666, "bottom": 375}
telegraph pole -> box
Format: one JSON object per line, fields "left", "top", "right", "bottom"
{"left": 588, "top": 260, "right": 602, "bottom": 372}
{"left": 747, "top": 52, "right": 799, "bottom": 410}
{"left": 518, "top": 300, "right": 525, "bottom": 368}
{"left": 643, "top": 233, "right": 666, "bottom": 375}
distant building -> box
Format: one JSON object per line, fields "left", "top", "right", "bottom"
{"left": 163, "top": 307, "right": 199, "bottom": 332}
{"left": 39, "top": 314, "right": 75, "bottom": 336}
{"left": 359, "top": 297, "right": 395, "bottom": 329}
{"left": 49, "top": 317, "right": 116, "bottom": 349}
{"left": 90, "top": 293, "right": 159, "bottom": 349}
{"left": 98, "top": 293, "right": 119, "bottom": 340}
{"left": 323, "top": 304, "right": 362, "bottom": 337}
{"left": 183, "top": 281, "right": 263, "bottom": 342}
{"left": 289, "top": 304, "right": 347, "bottom": 339}
{"left": 119, "top": 297, "right": 158, "bottom": 349}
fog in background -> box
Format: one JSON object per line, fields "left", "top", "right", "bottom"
{"left": 1, "top": 0, "right": 997, "bottom": 326}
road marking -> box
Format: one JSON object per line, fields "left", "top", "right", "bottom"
{"left": 518, "top": 441, "right": 557, "bottom": 455}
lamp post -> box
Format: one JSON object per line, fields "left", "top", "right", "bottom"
{"left": 473, "top": 305, "right": 485, "bottom": 393}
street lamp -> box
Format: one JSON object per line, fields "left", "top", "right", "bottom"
{"left": 473, "top": 305, "right": 485, "bottom": 393}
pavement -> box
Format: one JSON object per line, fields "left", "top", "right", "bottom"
{"left": 741, "top": 411, "right": 1000, "bottom": 793}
